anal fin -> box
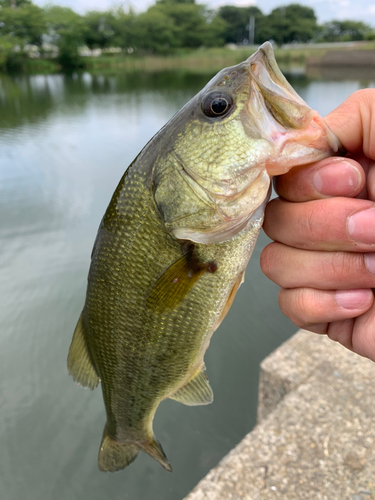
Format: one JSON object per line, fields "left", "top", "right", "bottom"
{"left": 67, "top": 313, "right": 100, "bottom": 390}
{"left": 170, "top": 365, "right": 213, "bottom": 406}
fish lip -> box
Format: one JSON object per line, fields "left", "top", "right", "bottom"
{"left": 245, "top": 42, "right": 342, "bottom": 176}
{"left": 248, "top": 42, "right": 306, "bottom": 107}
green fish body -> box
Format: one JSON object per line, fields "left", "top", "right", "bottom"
{"left": 67, "top": 43, "right": 339, "bottom": 472}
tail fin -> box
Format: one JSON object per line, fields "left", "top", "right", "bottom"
{"left": 98, "top": 425, "right": 139, "bottom": 472}
{"left": 98, "top": 425, "right": 172, "bottom": 473}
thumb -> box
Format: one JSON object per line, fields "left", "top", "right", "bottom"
{"left": 325, "top": 89, "right": 375, "bottom": 160}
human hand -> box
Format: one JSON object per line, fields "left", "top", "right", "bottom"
{"left": 261, "top": 89, "right": 375, "bottom": 361}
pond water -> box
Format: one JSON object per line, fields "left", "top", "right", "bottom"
{"left": 0, "top": 65, "right": 374, "bottom": 500}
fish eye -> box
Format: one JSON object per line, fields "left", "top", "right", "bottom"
{"left": 202, "top": 92, "right": 233, "bottom": 118}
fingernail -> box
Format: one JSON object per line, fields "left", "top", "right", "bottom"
{"left": 313, "top": 161, "right": 361, "bottom": 196}
{"left": 364, "top": 253, "right": 375, "bottom": 275}
{"left": 348, "top": 207, "right": 375, "bottom": 244}
{"left": 335, "top": 289, "right": 371, "bottom": 309}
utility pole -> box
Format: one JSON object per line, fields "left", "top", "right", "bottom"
{"left": 248, "top": 15, "right": 255, "bottom": 45}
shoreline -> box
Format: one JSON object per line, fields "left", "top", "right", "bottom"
{"left": 3, "top": 41, "right": 375, "bottom": 76}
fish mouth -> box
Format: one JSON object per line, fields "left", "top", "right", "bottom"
{"left": 246, "top": 42, "right": 341, "bottom": 176}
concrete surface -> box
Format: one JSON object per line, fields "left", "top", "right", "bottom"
{"left": 307, "top": 50, "right": 375, "bottom": 67}
{"left": 184, "top": 330, "right": 375, "bottom": 500}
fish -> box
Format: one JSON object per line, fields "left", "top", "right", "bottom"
{"left": 67, "top": 42, "right": 340, "bottom": 473}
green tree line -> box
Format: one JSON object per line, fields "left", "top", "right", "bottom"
{"left": 0, "top": 0, "right": 374, "bottom": 72}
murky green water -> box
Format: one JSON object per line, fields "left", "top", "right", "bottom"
{"left": 0, "top": 67, "right": 374, "bottom": 500}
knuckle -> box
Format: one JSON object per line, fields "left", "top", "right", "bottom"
{"left": 273, "top": 172, "right": 293, "bottom": 199}
{"left": 325, "top": 252, "right": 347, "bottom": 282}
{"left": 294, "top": 288, "right": 314, "bottom": 320}
{"left": 260, "top": 243, "right": 281, "bottom": 279}
{"left": 259, "top": 247, "right": 271, "bottom": 276}
{"left": 351, "top": 88, "right": 375, "bottom": 104}
{"left": 324, "top": 252, "right": 364, "bottom": 286}
{"left": 366, "top": 164, "right": 375, "bottom": 202}
{"left": 278, "top": 288, "right": 308, "bottom": 327}
{"left": 303, "top": 202, "right": 328, "bottom": 245}
{"left": 351, "top": 89, "right": 375, "bottom": 159}
{"left": 263, "top": 199, "right": 282, "bottom": 238}
{"left": 327, "top": 319, "right": 353, "bottom": 348}
{"left": 279, "top": 287, "right": 330, "bottom": 329}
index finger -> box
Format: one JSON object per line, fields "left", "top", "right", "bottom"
{"left": 274, "top": 89, "right": 375, "bottom": 202}
{"left": 325, "top": 89, "right": 375, "bottom": 159}
{"left": 274, "top": 156, "right": 365, "bottom": 202}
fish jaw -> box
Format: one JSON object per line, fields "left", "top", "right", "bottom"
{"left": 245, "top": 42, "right": 341, "bottom": 176}
{"left": 153, "top": 42, "right": 341, "bottom": 246}
{"left": 264, "top": 114, "right": 340, "bottom": 175}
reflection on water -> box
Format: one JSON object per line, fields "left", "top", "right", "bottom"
{"left": 0, "top": 71, "right": 210, "bottom": 131}
{"left": 0, "top": 67, "right": 374, "bottom": 500}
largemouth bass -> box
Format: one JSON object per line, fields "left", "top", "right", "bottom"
{"left": 67, "top": 42, "right": 339, "bottom": 472}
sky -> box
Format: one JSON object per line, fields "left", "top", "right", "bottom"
{"left": 33, "top": 0, "right": 375, "bottom": 26}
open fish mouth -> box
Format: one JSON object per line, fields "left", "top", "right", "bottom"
{"left": 246, "top": 42, "right": 341, "bottom": 176}
{"left": 155, "top": 42, "right": 341, "bottom": 246}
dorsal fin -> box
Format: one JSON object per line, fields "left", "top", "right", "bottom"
{"left": 169, "top": 365, "right": 213, "bottom": 406}
{"left": 67, "top": 313, "right": 100, "bottom": 390}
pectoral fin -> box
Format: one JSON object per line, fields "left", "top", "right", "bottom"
{"left": 214, "top": 270, "right": 245, "bottom": 331}
{"left": 67, "top": 313, "right": 100, "bottom": 390}
{"left": 170, "top": 366, "right": 213, "bottom": 406}
{"left": 146, "top": 247, "right": 207, "bottom": 313}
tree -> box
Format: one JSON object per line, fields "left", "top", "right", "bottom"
{"left": 316, "top": 20, "right": 375, "bottom": 42}
{"left": 0, "top": 2, "right": 46, "bottom": 46}
{"left": 201, "top": 12, "right": 227, "bottom": 47}
{"left": 134, "top": 9, "right": 178, "bottom": 53}
{"left": 156, "top": 0, "right": 196, "bottom": 4}
{"left": 265, "top": 4, "right": 318, "bottom": 45}
{"left": 44, "top": 6, "right": 86, "bottom": 69}
{"left": 0, "top": 0, "right": 32, "bottom": 7}
{"left": 110, "top": 7, "right": 138, "bottom": 50}
{"left": 218, "top": 6, "right": 266, "bottom": 45}
{"left": 83, "top": 10, "right": 117, "bottom": 49}
{"left": 0, "top": 34, "right": 22, "bottom": 71}
{"left": 149, "top": 1, "right": 208, "bottom": 49}
{"left": 0, "top": 0, "right": 46, "bottom": 71}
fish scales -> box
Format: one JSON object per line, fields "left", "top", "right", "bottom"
{"left": 87, "top": 159, "right": 258, "bottom": 424}
{"left": 67, "top": 42, "right": 340, "bottom": 472}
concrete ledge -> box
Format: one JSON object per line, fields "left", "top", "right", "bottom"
{"left": 184, "top": 331, "right": 375, "bottom": 499}
{"left": 258, "top": 330, "right": 348, "bottom": 422}
{"left": 307, "top": 50, "right": 375, "bottom": 67}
